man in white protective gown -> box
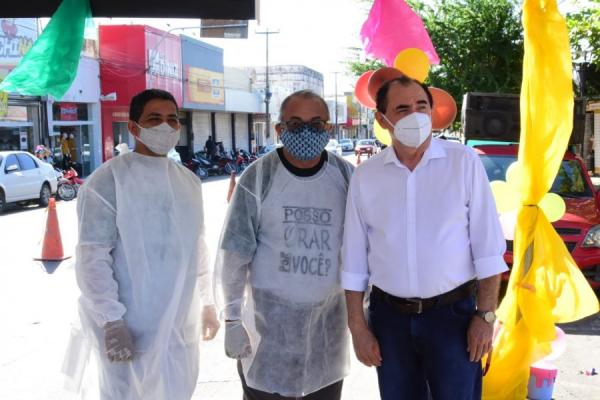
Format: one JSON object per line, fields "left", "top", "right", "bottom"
{"left": 215, "top": 90, "right": 354, "bottom": 400}
{"left": 64, "top": 89, "right": 220, "bottom": 400}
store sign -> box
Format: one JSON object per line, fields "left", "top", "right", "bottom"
{"left": 60, "top": 103, "right": 78, "bottom": 121}
{"left": 200, "top": 19, "right": 248, "bottom": 39}
{"left": 148, "top": 49, "right": 179, "bottom": 79}
{"left": 184, "top": 66, "right": 224, "bottom": 106}
{"left": 0, "top": 19, "right": 36, "bottom": 65}
{"left": 0, "top": 91, "right": 7, "bottom": 118}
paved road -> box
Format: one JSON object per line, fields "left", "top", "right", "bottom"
{"left": 0, "top": 153, "right": 598, "bottom": 399}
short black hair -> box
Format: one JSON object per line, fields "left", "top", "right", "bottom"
{"left": 129, "top": 89, "right": 179, "bottom": 123}
{"left": 279, "top": 90, "right": 330, "bottom": 121}
{"left": 375, "top": 76, "right": 433, "bottom": 114}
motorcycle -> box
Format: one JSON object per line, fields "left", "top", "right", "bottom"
{"left": 55, "top": 167, "right": 84, "bottom": 201}
{"left": 234, "top": 149, "right": 258, "bottom": 173}
{"left": 194, "top": 151, "right": 237, "bottom": 176}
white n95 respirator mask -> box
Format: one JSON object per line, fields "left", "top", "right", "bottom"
{"left": 135, "top": 122, "right": 180, "bottom": 155}
{"left": 382, "top": 112, "right": 432, "bottom": 148}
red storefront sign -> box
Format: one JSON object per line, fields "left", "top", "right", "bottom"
{"left": 59, "top": 103, "right": 78, "bottom": 121}
{"left": 99, "top": 25, "right": 183, "bottom": 160}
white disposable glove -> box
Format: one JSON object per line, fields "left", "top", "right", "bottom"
{"left": 104, "top": 319, "right": 134, "bottom": 362}
{"left": 224, "top": 320, "right": 252, "bottom": 359}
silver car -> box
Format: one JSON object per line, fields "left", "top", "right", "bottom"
{"left": 0, "top": 151, "right": 58, "bottom": 213}
{"left": 325, "top": 139, "right": 343, "bottom": 156}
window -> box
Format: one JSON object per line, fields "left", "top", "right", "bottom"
{"left": 17, "top": 154, "right": 38, "bottom": 171}
{"left": 4, "top": 154, "right": 20, "bottom": 173}
{"left": 479, "top": 155, "right": 594, "bottom": 198}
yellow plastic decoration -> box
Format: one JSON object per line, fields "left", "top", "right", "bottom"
{"left": 505, "top": 161, "right": 523, "bottom": 190}
{"left": 393, "top": 48, "right": 430, "bottom": 83}
{"left": 539, "top": 193, "right": 566, "bottom": 222}
{"left": 373, "top": 119, "right": 392, "bottom": 146}
{"left": 490, "top": 181, "right": 520, "bottom": 213}
{"left": 482, "top": 1, "right": 599, "bottom": 399}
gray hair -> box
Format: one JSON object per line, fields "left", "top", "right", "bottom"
{"left": 279, "top": 90, "right": 330, "bottom": 121}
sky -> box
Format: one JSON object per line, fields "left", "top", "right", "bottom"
{"left": 60, "top": 0, "right": 589, "bottom": 97}
{"left": 93, "top": 0, "right": 369, "bottom": 97}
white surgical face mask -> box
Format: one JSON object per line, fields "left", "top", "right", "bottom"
{"left": 382, "top": 112, "right": 432, "bottom": 148}
{"left": 135, "top": 122, "right": 180, "bottom": 155}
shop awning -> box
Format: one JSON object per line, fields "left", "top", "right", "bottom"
{"left": 1, "top": 0, "right": 256, "bottom": 19}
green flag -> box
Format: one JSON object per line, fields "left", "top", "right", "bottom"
{"left": 0, "top": 0, "right": 91, "bottom": 99}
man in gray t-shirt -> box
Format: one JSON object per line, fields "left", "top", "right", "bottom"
{"left": 215, "top": 90, "right": 354, "bottom": 399}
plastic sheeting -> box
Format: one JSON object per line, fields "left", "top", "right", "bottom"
{"left": 215, "top": 151, "right": 354, "bottom": 396}
{"left": 64, "top": 152, "right": 213, "bottom": 400}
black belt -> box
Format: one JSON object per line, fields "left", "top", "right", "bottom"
{"left": 371, "top": 280, "right": 477, "bottom": 314}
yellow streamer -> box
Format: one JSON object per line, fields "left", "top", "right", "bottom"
{"left": 482, "top": 1, "right": 599, "bottom": 398}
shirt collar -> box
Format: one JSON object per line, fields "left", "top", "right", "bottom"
{"left": 383, "top": 137, "right": 447, "bottom": 168}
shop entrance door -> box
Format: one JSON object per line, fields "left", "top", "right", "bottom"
{"left": 52, "top": 124, "right": 93, "bottom": 176}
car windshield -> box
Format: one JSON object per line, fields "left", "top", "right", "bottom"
{"left": 479, "top": 154, "right": 593, "bottom": 198}
{"left": 340, "top": 139, "right": 351, "bottom": 143}
{"left": 357, "top": 140, "right": 373, "bottom": 145}
{"left": 327, "top": 140, "right": 337, "bottom": 146}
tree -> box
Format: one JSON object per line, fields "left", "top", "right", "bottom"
{"left": 348, "top": 0, "right": 524, "bottom": 112}
{"left": 567, "top": 0, "right": 600, "bottom": 96}
{"left": 348, "top": 0, "right": 600, "bottom": 100}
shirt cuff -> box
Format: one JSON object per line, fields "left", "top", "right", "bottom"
{"left": 474, "top": 255, "right": 509, "bottom": 280}
{"left": 341, "top": 270, "right": 370, "bottom": 292}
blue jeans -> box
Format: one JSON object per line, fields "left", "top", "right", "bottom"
{"left": 369, "top": 290, "right": 482, "bottom": 400}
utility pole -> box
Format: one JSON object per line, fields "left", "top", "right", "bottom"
{"left": 256, "top": 28, "right": 279, "bottom": 141}
{"left": 333, "top": 72, "right": 339, "bottom": 140}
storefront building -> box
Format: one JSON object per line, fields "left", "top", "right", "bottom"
{"left": 99, "top": 25, "right": 183, "bottom": 161}
{"left": 48, "top": 56, "right": 102, "bottom": 175}
{"left": 0, "top": 18, "right": 42, "bottom": 153}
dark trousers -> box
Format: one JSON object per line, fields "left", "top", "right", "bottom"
{"left": 237, "top": 361, "right": 343, "bottom": 400}
{"left": 369, "top": 291, "right": 482, "bottom": 400}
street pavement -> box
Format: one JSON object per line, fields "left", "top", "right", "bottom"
{"left": 0, "top": 153, "right": 599, "bottom": 399}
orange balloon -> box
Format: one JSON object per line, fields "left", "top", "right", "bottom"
{"left": 367, "top": 67, "right": 405, "bottom": 106}
{"left": 430, "top": 87, "right": 457, "bottom": 130}
{"left": 354, "top": 71, "right": 376, "bottom": 109}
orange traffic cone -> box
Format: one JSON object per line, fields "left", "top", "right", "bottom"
{"left": 356, "top": 154, "right": 362, "bottom": 165}
{"left": 34, "top": 198, "right": 71, "bottom": 261}
{"left": 227, "top": 172, "right": 237, "bottom": 203}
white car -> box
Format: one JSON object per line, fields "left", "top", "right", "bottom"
{"left": 325, "top": 139, "right": 343, "bottom": 156}
{"left": 338, "top": 138, "right": 354, "bottom": 152}
{"left": 0, "top": 151, "right": 58, "bottom": 213}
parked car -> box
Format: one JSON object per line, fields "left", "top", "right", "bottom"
{"left": 338, "top": 138, "right": 354, "bottom": 152}
{"left": 354, "top": 139, "right": 378, "bottom": 157}
{"left": 474, "top": 143, "right": 600, "bottom": 289}
{"left": 0, "top": 151, "right": 58, "bottom": 213}
{"left": 325, "top": 139, "right": 343, "bottom": 156}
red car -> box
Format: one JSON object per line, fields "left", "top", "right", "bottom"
{"left": 354, "top": 139, "right": 378, "bottom": 157}
{"left": 475, "top": 143, "right": 600, "bottom": 289}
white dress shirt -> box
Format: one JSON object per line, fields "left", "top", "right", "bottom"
{"left": 341, "top": 138, "right": 508, "bottom": 298}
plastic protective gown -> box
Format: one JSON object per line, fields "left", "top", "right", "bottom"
{"left": 216, "top": 151, "right": 353, "bottom": 397}
{"left": 63, "top": 152, "right": 212, "bottom": 400}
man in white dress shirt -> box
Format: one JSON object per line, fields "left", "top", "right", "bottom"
{"left": 341, "top": 76, "right": 508, "bottom": 400}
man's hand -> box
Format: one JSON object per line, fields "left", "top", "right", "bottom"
{"left": 467, "top": 316, "right": 493, "bottom": 362}
{"left": 201, "top": 305, "right": 220, "bottom": 341}
{"left": 350, "top": 325, "right": 382, "bottom": 367}
{"left": 224, "top": 320, "right": 252, "bottom": 359}
{"left": 104, "top": 319, "right": 134, "bottom": 362}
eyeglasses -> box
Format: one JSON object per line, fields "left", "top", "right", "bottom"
{"left": 280, "top": 118, "right": 331, "bottom": 132}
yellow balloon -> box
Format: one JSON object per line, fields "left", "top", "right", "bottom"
{"left": 539, "top": 192, "right": 566, "bottom": 222}
{"left": 505, "top": 161, "right": 523, "bottom": 190}
{"left": 393, "top": 48, "right": 431, "bottom": 83}
{"left": 373, "top": 119, "right": 392, "bottom": 146}
{"left": 490, "top": 180, "right": 520, "bottom": 213}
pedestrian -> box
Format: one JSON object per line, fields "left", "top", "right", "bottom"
{"left": 215, "top": 90, "right": 354, "bottom": 399}
{"left": 65, "top": 89, "right": 220, "bottom": 400}
{"left": 342, "top": 76, "right": 508, "bottom": 400}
